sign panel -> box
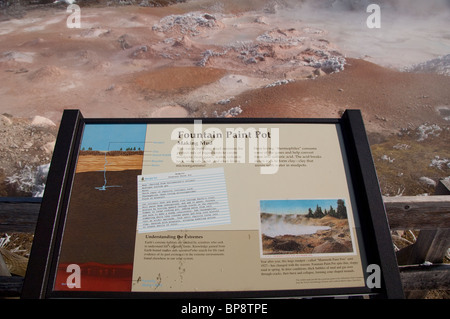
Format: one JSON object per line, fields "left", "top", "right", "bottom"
{"left": 22, "top": 110, "right": 404, "bottom": 299}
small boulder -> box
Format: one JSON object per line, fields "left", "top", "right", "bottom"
{"left": 30, "top": 116, "right": 56, "bottom": 127}
{"left": 0, "top": 114, "right": 12, "bottom": 126}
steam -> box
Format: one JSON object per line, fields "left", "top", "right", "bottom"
{"left": 261, "top": 214, "right": 330, "bottom": 237}
{"left": 294, "top": 0, "right": 450, "bottom": 14}
{"left": 271, "top": 0, "right": 450, "bottom": 68}
{"left": 196, "top": 0, "right": 449, "bottom": 68}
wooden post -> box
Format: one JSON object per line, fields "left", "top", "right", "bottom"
{"left": 399, "top": 179, "right": 450, "bottom": 298}
{"left": 435, "top": 179, "right": 450, "bottom": 196}
{"left": 404, "top": 229, "right": 450, "bottom": 265}
{"left": 417, "top": 180, "right": 450, "bottom": 265}
{"left": 0, "top": 248, "right": 28, "bottom": 277}
{"left": 0, "top": 254, "right": 11, "bottom": 276}
{"left": 393, "top": 180, "right": 450, "bottom": 265}
{"left": 419, "top": 179, "right": 450, "bottom": 263}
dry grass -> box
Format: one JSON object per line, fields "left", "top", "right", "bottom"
{"left": 370, "top": 124, "right": 450, "bottom": 197}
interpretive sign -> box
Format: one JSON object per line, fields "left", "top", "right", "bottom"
{"left": 22, "top": 109, "right": 404, "bottom": 299}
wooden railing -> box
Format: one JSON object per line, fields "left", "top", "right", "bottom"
{"left": 0, "top": 197, "right": 40, "bottom": 297}
{"left": 383, "top": 179, "right": 450, "bottom": 299}
{"left": 1, "top": 180, "right": 449, "bottom": 298}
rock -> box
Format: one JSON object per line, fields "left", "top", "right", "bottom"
{"left": 130, "top": 45, "right": 151, "bottom": 58}
{"left": 419, "top": 176, "right": 436, "bottom": 187}
{"left": 30, "top": 116, "right": 56, "bottom": 127}
{"left": 254, "top": 16, "right": 267, "bottom": 24}
{"left": 173, "top": 35, "right": 194, "bottom": 49}
{"left": 118, "top": 34, "right": 134, "bottom": 50}
{"left": 313, "top": 68, "right": 327, "bottom": 77}
{"left": 273, "top": 240, "right": 303, "bottom": 252}
{"left": 0, "top": 114, "right": 12, "bottom": 126}
{"left": 203, "top": 14, "right": 216, "bottom": 21}
{"left": 312, "top": 240, "right": 351, "bottom": 253}
{"left": 41, "top": 141, "right": 56, "bottom": 154}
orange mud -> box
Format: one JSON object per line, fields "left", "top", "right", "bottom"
{"left": 75, "top": 154, "right": 144, "bottom": 173}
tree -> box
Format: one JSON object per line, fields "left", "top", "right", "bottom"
{"left": 306, "top": 208, "right": 314, "bottom": 218}
{"left": 337, "top": 199, "right": 347, "bottom": 219}
{"left": 313, "top": 204, "right": 324, "bottom": 219}
{"left": 328, "top": 205, "right": 337, "bottom": 218}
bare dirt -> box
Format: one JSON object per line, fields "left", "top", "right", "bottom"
{"left": 261, "top": 215, "right": 352, "bottom": 255}
{"left": 1, "top": 1, "right": 449, "bottom": 199}
{"left": 75, "top": 152, "right": 144, "bottom": 173}
{"left": 1, "top": 0, "right": 449, "bottom": 298}
{"left": 228, "top": 58, "right": 450, "bottom": 135}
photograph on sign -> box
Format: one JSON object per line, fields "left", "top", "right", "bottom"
{"left": 259, "top": 198, "right": 356, "bottom": 257}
